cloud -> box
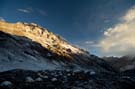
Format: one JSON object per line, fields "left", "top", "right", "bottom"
{"left": 37, "top": 9, "right": 48, "bottom": 16}
{"left": 18, "top": 9, "right": 31, "bottom": 13}
{"left": 99, "top": 6, "right": 135, "bottom": 56}
{"left": 17, "top": 7, "right": 47, "bottom": 16}
{"left": 17, "top": 7, "right": 33, "bottom": 13}
{"left": 75, "top": 41, "right": 100, "bottom": 52}
{"left": 85, "top": 41, "right": 95, "bottom": 44}
{"left": 0, "top": 17, "right": 5, "bottom": 21}
{"left": 85, "top": 41, "right": 100, "bottom": 48}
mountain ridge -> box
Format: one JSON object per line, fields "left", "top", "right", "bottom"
{"left": 103, "top": 55, "right": 135, "bottom": 71}
{"left": 0, "top": 21, "right": 114, "bottom": 72}
{"left": 0, "top": 21, "right": 89, "bottom": 60}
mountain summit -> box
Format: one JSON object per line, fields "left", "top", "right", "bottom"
{"left": 0, "top": 21, "right": 88, "bottom": 59}
{"left": 0, "top": 21, "right": 113, "bottom": 72}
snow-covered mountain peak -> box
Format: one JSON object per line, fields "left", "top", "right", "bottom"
{"left": 0, "top": 21, "right": 88, "bottom": 60}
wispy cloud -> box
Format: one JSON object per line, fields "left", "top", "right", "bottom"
{"left": 17, "top": 7, "right": 47, "bottom": 16}
{"left": 17, "top": 9, "right": 31, "bottom": 13}
{"left": 84, "top": 41, "right": 100, "bottom": 47}
{"left": 0, "top": 17, "right": 5, "bottom": 21}
{"left": 75, "top": 41, "right": 100, "bottom": 52}
{"left": 37, "top": 9, "right": 48, "bottom": 16}
{"left": 99, "top": 6, "right": 135, "bottom": 56}
{"left": 85, "top": 41, "right": 94, "bottom": 44}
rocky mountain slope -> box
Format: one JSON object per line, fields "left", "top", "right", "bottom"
{"left": 0, "top": 21, "right": 88, "bottom": 59}
{"left": 0, "top": 21, "right": 113, "bottom": 72}
{"left": 0, "top": 21, "right": 135, "bottom": 89}
{"left": 103, "top": 55, "right": 135, "bottom": 72}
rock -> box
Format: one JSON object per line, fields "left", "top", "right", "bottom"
{"left": 38, "top": 73, "right": 49, "bottom": 78}
{"left": 31, "top": 23, "right": 38, "bottom": 26}
{"left": 0, "top": 69, "right": 135, "bottom": 89}
{"left": 67, "top": 73, "right": 71, "bottom": 76}
{"left": 47, "top": 53, "right": 52, "bottom": 57}
{"left": 35, "top": 77, "right": 43, "bottom": 82}
{"left": 43, "top": 76, "right": 49, "bottom": 79}
{"left": 90, "top": 71, "right": 96, "bottom": 75}
{"left": 25, "top": 76, "right": 34, "bottom": 82}
{"left": 0, "top": 81, "right": 12, "bottom": 86}
{"left": 51, "top": 78, "right": 57, "bottom": 82}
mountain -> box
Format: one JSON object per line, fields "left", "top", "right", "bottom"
{"left": 0, "top": 21, "right": 113, "bottom": 72}
{"left": 1, "top": 21, "right": 135, "bottom": 89}
{"left": 103, "top": 55, "right": 135, "bottom": 71}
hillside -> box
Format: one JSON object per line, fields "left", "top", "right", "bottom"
{"left": 0, "top": 21, "right": 113, "bottom": 72}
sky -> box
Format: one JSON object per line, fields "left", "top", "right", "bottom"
{"left": 0, "top": 0, "right": 135, "bottom": 56}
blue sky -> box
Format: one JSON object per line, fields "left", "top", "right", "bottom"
{"left": 0, "top": 0, "right": 135, "bottom": 56}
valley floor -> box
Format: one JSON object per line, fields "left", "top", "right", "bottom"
{"left": 0, "top": 69, "right": 135, "bottom": 89}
